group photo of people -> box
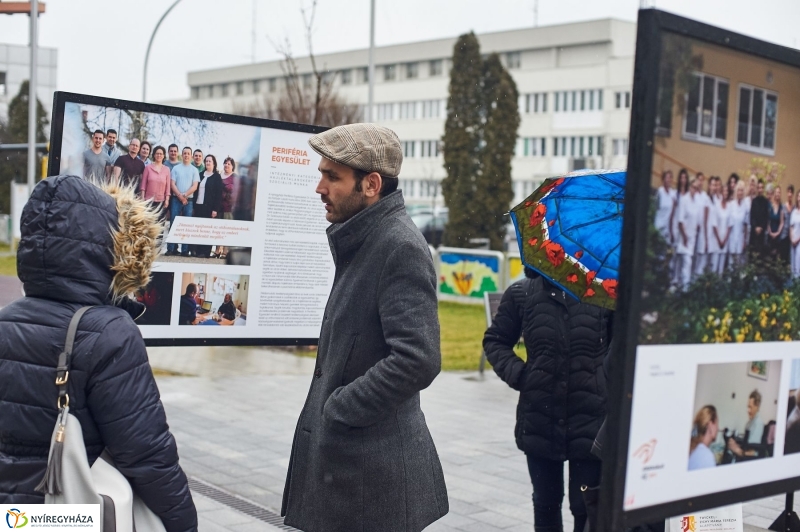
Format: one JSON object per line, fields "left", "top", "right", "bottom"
{"left": 59, "top": 102, "right": 262, "bottom": 263}
{"left": 689, "top": 360, "right": 781, "bottom": 471}
{"left": 654, "top": 168, "right": 799, "bottom": 291}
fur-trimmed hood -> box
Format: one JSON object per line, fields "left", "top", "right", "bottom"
{"left": 17, "top": 175, "right": 163, "bottom": 306}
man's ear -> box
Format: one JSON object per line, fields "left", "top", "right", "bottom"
{"left": 364, "top": 172, "right": 383, "bottom": 198}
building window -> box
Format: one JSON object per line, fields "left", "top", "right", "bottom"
{"left": 302, "top": 73, "right": 313, "bottom": 89}
{"left": 421, "top": 140, "right": 440, "bottom": 158}
{"left": 359, "top": 67, "right": 369, "bottom": 83}
{"left": 236, "top": 81, "right": 244, "bottom": 95}
{"left": 191, "top": 86, "right": 199, "bottom": 99}
{"left": 506, "top": 51, "right": 521, "bottom": 69}
{"left": 402, "top": 140, "right": 416, "bottom": 157}
{"left": 340, "top": 69, "right": 352, "bottom": 85}
{"left": 683, "top": 73, "right": 729, "bottom": 145}
{"left": 736, "top": 84, "right": 777, "bottom": 154}
{"left": 252, "top": 80, "right": 261, "bottom": 93}
{"left": 613, "top": 139, "right": 629, "bottom": 156}
{"left": 520, "top": 137, "right": 546, "bottom": 157}
{"left": 384, "top": 64, "right": 396, "bottom": 81}
{"left": 615, "top": 91, "right": 631, "bottom": 109}
{"left": 429, "top": 59, "right": 443, "bottom": 77}
{"left": 524, "top": 93, "right": 548, "bottom": 114}
{"left": 377, "top": 103, "right": 394, "bottom": 121}
{"left": 0, "top": 71, "right": 6, "bottom": 96}
{"left": 220, "top": 84, "right": 229, "bottom": 97}
{"left": 422, "top": 100, "right": 441, "bottom": 119}
{"left": 598, "top": 90, "right": 603, "bottom": 110}
{"left": 399, "top": 102, "right": 417, "bottom": 120}
{"left": 268, "top": 78, "right": 277, "bottom": 93}
{"left": 405, "top": 62, "right": 418, "bottom": 79}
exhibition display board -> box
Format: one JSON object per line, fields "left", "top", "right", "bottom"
{"left": 48, "top": 92, "right": 331, "bottom": 346}
{"left": 600, "top": 10, "right": 800, "bottom": 531}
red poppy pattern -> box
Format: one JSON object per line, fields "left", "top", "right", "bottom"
{"left": 529, "top": 204, "right": 547, "bottom": 227}
{"left": 584, "top": 288, "right": 596, "bottom": 297}
{"left": 586, "top": 271, "right": 597, "bottom": 287}
{"left": 574, "top": 250, "right": 584, "bottom": 259}
{"left": 543, "top": 241, "right": 566, "bottom": 267}
{"left": 602, "top": 279, "right": 618, "bottom": 299}
{"left": 528, "top": 238, "right": 538, "bottom": 247}
{"left": 548, "top": 219, "right": 556, "bottom": 227}
{"left": 566, "top": 273, "right": 578, "bottom": 283}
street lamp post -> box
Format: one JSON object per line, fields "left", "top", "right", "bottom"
{"left": 28, "top": 0, "right": 38, "bottom": 196}
{"left": 367, "top": 0, "right": 375, "bottom": 122}
{"left": 143, "top": 0, "right": 183, "bottom": 102}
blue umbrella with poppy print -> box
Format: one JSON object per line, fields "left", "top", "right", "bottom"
{"left": 509, "top": 169, "right": 625, "bottom": 310}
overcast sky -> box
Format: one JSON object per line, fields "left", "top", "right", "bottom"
{"left": 0, "top": 0, "right": 798, "bottom": 103}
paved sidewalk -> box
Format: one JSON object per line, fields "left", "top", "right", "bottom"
{"left": 149, "top": 346, "right": 790, "bottom": 531}
{"left": 0, "top": 275, "right": 22, "bottom": 308}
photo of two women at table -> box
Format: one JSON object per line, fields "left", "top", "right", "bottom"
{"left": 689, "top": 359, "right": 800, "bottom": 471}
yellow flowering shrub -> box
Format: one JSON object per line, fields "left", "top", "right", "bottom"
{"left": 701, "top": 290, "right": 798, "bottom": 343}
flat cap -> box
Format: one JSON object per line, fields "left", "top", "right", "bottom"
{"left": 308, "top": 123, "right": 403, "bottom": 178}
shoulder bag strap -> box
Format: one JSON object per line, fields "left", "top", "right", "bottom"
{"left": 36, "top": 305, "right": 95, "bottom": 495}
{"left": 54, "top": 306, "right": 94, "bottom": 410}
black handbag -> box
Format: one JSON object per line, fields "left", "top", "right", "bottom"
{"left": 581, "top": 484, "right": 600, "bottom": 532}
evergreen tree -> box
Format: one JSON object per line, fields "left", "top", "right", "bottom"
{"left": 441, "top": 32, "right": 483, "bottom": 247}
{"left": 476, "top": 53, "right": 519, "bottom": 250}
{"left": 5, "top": 80, "right": 48, "bottom": 142}
{"left": 0, "top": 81, "right": 49, "bottom": 214}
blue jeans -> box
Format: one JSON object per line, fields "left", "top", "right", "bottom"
{"left": 168, "top": 196, "right": 193, "bottom": 253}
{"left": 525, "top": 455, "right": 601, "bottom": 532}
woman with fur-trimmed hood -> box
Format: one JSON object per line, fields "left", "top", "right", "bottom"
{"left": 0, "top": 175, "right": 197, "bottom": 532}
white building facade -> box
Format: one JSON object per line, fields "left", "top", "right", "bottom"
{"left": 163, "top": 19, "right": 635, "bottom": 206}
{"left": 0, "top": 43, "right": 58, "bottom": 124}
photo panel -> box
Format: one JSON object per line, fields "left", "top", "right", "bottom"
{"left": 48, "top": 92, "right": 332, "bottom": 345}
{"left": 600, "top": 10, "right": 800, "bottom": 531}
{"left": 176, "top": 272, "right": 250, "bottom": 327}
{"left": 690, "top": 361, "right": 781, "bottom": 471}
{"left": 134, "top": 272, "right": 174, "bottom": 326}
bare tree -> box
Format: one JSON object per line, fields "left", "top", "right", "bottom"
{"left": 234, "top": 0, "right": 361, "bottom": 127}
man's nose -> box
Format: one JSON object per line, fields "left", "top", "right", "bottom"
{"left": 315, "top": 180, "right": 326, "bottom": 196}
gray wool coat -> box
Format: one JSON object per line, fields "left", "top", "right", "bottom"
{"left": 281, "top": 190, "right": 449, "bottom": 532}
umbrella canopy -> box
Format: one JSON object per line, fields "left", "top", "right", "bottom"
{"left": 509, "top": 170, "right": 625, "bottom": 310}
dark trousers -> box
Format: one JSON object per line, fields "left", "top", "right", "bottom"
{"left": 526, "top": 455, "right": 601, "bottom": 532}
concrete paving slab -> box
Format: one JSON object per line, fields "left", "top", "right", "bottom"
{"left": 148, "top": 346, "right": 796, "bottom": 531}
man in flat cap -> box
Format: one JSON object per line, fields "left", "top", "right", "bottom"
{"left": 281, "top": 123, "right": 448, "bottom": 532}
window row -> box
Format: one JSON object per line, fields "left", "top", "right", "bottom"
{"left": 374, "top": 99, "right": 447, "bottom": 121}
{"left": 401, "top": 140, "right": 442, "bottom": 158}
{"left": 554, "top": 89, "right": 604, "bottom": 113}
{"left": 398, "top": 179, "right": 443, "bottom": 199}
{"left": 681, "top": 72, "right": 778, "bottom": 155}
{"left": 551, "top": 136, "right": 605, "bottom": 157}
{"left": 399, "top": 179, "right": 553, "bottom": 200}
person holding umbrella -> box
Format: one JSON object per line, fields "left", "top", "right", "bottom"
{"left": 484, "top": 171, "right": 621, "bottom": 532}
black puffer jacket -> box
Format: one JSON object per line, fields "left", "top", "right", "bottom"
{"left": 483, "top": 271, "right": 613, "bottom": 461}
{"left": 0, "top": 175, "right": 197, "bottom": 532}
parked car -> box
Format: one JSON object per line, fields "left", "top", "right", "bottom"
{"left": 411, "top": 211, "right": 448, "bottom": 248}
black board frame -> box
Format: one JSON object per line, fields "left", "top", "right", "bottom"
{"left": 599, "top": 8, "right": 800, "bottom": 531}
{"left": 47, "top": 91, "right": 328, "bottom": 347}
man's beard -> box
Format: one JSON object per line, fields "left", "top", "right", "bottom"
{"left": 326, "top": 188, "right": 368, "bottom": 224}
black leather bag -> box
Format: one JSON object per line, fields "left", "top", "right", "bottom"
{"left": 581, "top": 484, "right": 600, "bottom": 532}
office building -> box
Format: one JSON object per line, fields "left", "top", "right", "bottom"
{"left": 162, "top": 19, "right": 635, "bottom": 206}
{"left": 0, "top": 43, "right": 58, "bottom": 124}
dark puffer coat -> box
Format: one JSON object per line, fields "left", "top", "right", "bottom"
{"left": 483, "top": 271, "right": 613, "bottom": 461}
{"left": 0, "top": 175, "right": 197, "bottom": 532}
